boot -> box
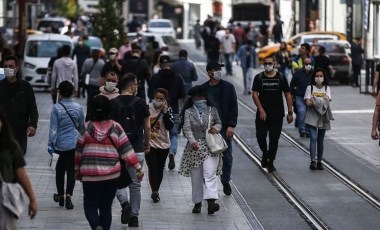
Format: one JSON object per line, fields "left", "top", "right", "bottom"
{"left": 261, "top": 151, "right": 269, "bottom": 168}
{"left": 65, "top": 194, "right": 74, "bottom": 209}
{"left": 53, "top": 193, "right": 64, "bottom": 207}
{"left": 192, "top": 202, "right": 202, "bottom": 213}
{"left": 207, "top": 199, "right": 220, "bottom": 215}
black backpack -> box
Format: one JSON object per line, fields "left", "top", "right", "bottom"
{"left": 113, "top": 97, "right": 140, "bottom": 145}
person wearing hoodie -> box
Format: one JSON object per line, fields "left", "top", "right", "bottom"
{"left": 148, "top": 55, "right": 186, "bottom": 171}
{"left": 75, "top": 95, "right": 144, "bottom": 230}
{"left": 51, "top": 45, "right": 79, "bottom": 104}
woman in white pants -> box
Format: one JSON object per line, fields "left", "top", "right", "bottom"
{"left": 178, "top": 85, "right": 223, "bottom": 214}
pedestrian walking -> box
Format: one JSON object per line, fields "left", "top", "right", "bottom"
{"left": 371, "top": 92, "right": 380, "bottom": 140}
{"left": 75, "top": 95, "right": 144, "bottom": 230}
{"left": 47, "top": 46, "right": 63, "bottom": 102}
{"left": 178, "top": 85, "right": 223, "bottom": 215}
{"left": 236, "top": 40, "right": 256, "bottom": 95}
{"left": 252, "top": 55, "right": 293, "bottom": 173}
{"left": 0, "top": 107, "right": 37, "bottom": 229}
{"left": 81, "top": 49, "right": 105, "bottom": 105}
{"left": 99, "top": 71, "right": 120, "bottom": 100}
{"left": 272, "top": 20, "right": 283, "bottom": 43}
{"left": 149, "top": 55, "right": 186, "bottom": 170}
{"left": 314, "top": 46, "right": 334, "bottom": 79}
{"left": 201, "top": 61, "right": 238, "bottom": 195}
{"left": 110, "top": 73, "right": 151, "bottom": 227}
{"left": 172, "top": 49, "right": 199, "bottom": 95}
{"left": 194, "top": 19, "right": 202, "bottom": 49}
{"left": 350, "top": 37, "right": 364, "bottom": 87}
{"left": 118, "top": 36, "right": 132, "bottom": 61}
{"left": 51, "top": 45, "right": 79, "bottom": 104}
{"left": 275, "top": 42, "right": 292, "bottom": 82}
{"left": 304, "top": 68, "right": 334, "bottom": 170}
{"left": 101, "top": 47, "right": 123, "bottom": 79}
{"left": 290, "top": 57, "right": 313, "bottom": 137}
{"left": 48, "top": 81, "right": 84, "bottom": 209}
{"left": 0, "top": 55, "right": 39, "bottom": 155}
{"left": 292, "top": 43, "right": 314, "bottom": 74}
{"left": 146, "top": 88, "right": 174, "bottom": 203}
{"left": 233, "top": 23, "right": 246, "bottom": 50}
{"left": 72, "top": 36, "right": 91, "bottom": 98}
{"left": 220, "top": 28, "right": 236, "bottom": 75}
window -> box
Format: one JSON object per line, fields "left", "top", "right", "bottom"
{"left": 26, "top": 41, "right": 72, "bottom": 57}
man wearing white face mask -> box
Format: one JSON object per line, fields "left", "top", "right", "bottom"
{"left": 0, "top": 55, "right": 39, "bottom": 155}
{"left": 201, "top": 61, "right": 238, "bottom": 196}
{"left": 290, "top": 57, "right": 313, "bottom": 138}
{"left": 252, "top": 56, "right": 293, "bottom": 173}
{"left": 101, "top": 47, "right": 123, "bottom": 79}
{"left": 99, "top": 71, "right": 120, "bottom": 100}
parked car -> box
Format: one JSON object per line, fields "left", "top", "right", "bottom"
{"left": 147, "top": 19, "right": 176, "bottom": 38}
{"left": 127, "top": 32, "right": 180, "bottom": 60}
{"left": 291, "top": 34, "right": 338, "bottom": 56}
{"left": 316, "top": 40, "right": 352, "bottom": 84}
{"left": 37, "top": 17, "right": 68, "bottom": 34}
{"left": 22, "top": 34, "right": 73, "bottom": 88}
{"left": 258, "top": 31, "right": 347, "bottom": 63}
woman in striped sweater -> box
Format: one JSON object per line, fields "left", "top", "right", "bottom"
{"left": 75, "top": 95, "right": 144, "bottom": 230}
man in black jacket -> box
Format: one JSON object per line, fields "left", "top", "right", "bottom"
{"left": 201, "top": 61, "right": 238, "bottom": 195}
{"left": 0, "top": 55, "right": 39, "bottom": 155}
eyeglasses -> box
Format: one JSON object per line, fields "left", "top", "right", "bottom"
{"left": 4, "top": 65, "right": 15, "bottom": 69}
{"left": 263, "top": 62, "right": 273, "bottom": 66}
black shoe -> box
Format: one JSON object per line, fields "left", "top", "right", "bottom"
{"left": 317, "top": 162, "right": 324, "bottom": 170}
{"left": 168, "top": 153, "right": 175, "bottom": 170}
{"left": 267, "top": 162, "right": 276, "bottom": 173}
{"left": 54, "top": 193, "right": 64, "bottom": 207}
{"left": 151, "top": 191, "right": 160, "bottom": 203}
{"left": 192, "top": 202, "right": 202, "bottom": 214}
{"left": 305, "top": 133, "right": 310, "bottom": 138}
{"left": 121, "top": 201, "right": 131, "bottom": 224}
{"left": 207, "top": 200, "right": 220, "bottom": 215}
{"left": 309, "top": 161, "right": 317, "bottom": 170}
{"left": 222, "top": 182, "right": 232, "bottom": 196}
{"left": 128, "top": 216, "right": 139, "bottom": 227}
{"left": 261, "top": 151, "right": 269, "bottom": 168}
{"left": 300, "top": 133, "right": 306, "bottom": 138}
{"left": 65, "top": 195, "right": 74, "bottom": 209}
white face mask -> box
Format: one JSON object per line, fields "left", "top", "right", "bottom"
{"left": 264, "top": 64, "right": 274, "bottom": 72}
{"left": 104, "top": 81, "right": 117, "bottom": 91}
{"left": 109, "top": 54, "right": 116, "bottom": 60}
{"left": 212, "top": 70, "right": 222, "bottom": 81}
{"left": 4, "top": 68, "right": 15, "bottom": 78}
{"left": 153, "top": 99, "right": 164, "bottom": 108}
{"left": 315, "top": 78, "right": 324, "bottom": 84}
{"left": 304, "top": 64, "right": 313, "bottom": 71}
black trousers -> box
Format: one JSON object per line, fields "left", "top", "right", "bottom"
{"left": 352, "top": 64, "right": 361, "bottom": 86}
{"left": 56, "top": 149, "right": 76, "bottom": 196}
{"left": 255, "top": 115, "right": 284, "bottom": 162}
{"left": 145, "top": 147, "right": 169, "bottom": 192}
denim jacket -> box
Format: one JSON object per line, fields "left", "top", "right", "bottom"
{"left": 48, "top": 98, "right": 85, "bottom": 151}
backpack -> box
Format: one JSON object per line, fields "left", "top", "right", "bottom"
{"left": 255, "top": 71, "right": 286, "bottom": 89}
{"left": 113, "top": 97, "right": 140, "bottom": 145}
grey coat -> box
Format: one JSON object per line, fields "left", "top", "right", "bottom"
{"left": 183, "top": 106, "right": 222, "bottom": 144}
{"left": 305, "top": 96, "right": 334, "bottom": 129}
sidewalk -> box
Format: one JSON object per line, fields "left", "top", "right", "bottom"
{"left": 18, "top": 91, "right": 252, "bottom": 229}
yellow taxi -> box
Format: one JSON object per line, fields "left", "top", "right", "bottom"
{"left": 258, "top": 31, "right": 347, "bottom": 63}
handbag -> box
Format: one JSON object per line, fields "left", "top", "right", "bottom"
{"left": 205, "top": 108, "right": 228, "bottom": 154}
{"left": 0, "top": 173, "right": 28, "bottom": 219}
{"left": 108, "top": 136, "right": 132, "bottom": 189}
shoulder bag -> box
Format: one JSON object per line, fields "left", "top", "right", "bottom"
{"left": 0, "top": 172, "right": 28, "bottom": 219}
{"left": 205, "top": 108, "right": 228, "bottom": 154}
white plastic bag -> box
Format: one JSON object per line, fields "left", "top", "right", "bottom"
{"left": 48, "top": 153, "right": 59, "bottom": 171}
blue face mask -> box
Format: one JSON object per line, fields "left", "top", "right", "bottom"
{"left": 193, "top": 100, "right": 207, "bottom": 113}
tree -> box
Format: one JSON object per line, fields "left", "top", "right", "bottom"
{"left": 91, "top": 0, "right": 126, "bottom": 52}
{"left": 56, "top": 0, "right": 78, "bottom": 19}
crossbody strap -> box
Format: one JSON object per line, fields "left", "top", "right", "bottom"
{"left": 151, "top": 110, "right": 164, "bottom": 128}
{"left": 59, "top": 102, "right": 78, "bottom": 130}
{"left": 87, "top": 60, "right": 98, "bottom": 74}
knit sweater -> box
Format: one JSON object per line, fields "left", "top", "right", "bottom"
{"left": 75, "top": 120, "right": 141, "bottom": 182}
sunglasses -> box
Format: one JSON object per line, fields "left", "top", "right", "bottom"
{"left": 263, "top": 62, "right": 273, "bottom": 65}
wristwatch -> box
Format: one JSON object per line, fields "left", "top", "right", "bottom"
{"left": 288, "top": 111, "right": 293, "bottom": 115}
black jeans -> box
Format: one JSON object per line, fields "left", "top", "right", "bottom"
{"left": 352, "top": 64, "right": 361, "bottom": 86}
{"left": 55, "top": 149, "right": 76, "bottom": 196}
{"left": 145, "top": 147, "right": 169, "bottom": 192}
{"left": 86, "top": 85, "right": 100, "bottom": 105}
{"left": 255, "top": 115, "right": 283, "bottom": 162}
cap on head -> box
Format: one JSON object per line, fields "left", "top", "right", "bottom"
{"left": 188, "top": 85, "right": 207, "bottom": 98}
{"left": 159, "top": 55, "right": 171, "bottom": 64}
{"left": 206, "top": 61, "right": 224, "bottom": 71}
{"left": 109, "top": 47, "right": 118, "bottom": 54}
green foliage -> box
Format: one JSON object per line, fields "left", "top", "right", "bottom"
{"left": 55, "top": 0, "right": 78, "bottom": 19}
{"left": 91, "top": 0, "right": 126, "bottom": 52}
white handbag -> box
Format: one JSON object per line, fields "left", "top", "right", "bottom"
{"left": 0, "top": 173, "right": 28, "bottom": 218}
{"left": 205, "top": 108, "right": 228, "bottom": 154}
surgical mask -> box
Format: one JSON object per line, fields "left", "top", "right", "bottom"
{"left": 78, "top": 41, "right": 83, "bottom": 45}
{"left": 264, "top": 64, "right": 274, "bottom": 72}
{"left": 109, "top": 54, "right": 116, "bottom": 60}
{"left": 193, "top": 99, "right": 207, "bottom": 113}
{"left": 212, "top": 71, "right": 222, "bottom": 81}
{"left": 4, "top": 68, "right": 15, "bottom": 78}
{"left": 153, "top": 99, "right": 164, "bottom": 108}
{"left": 315, "top": 78, "right": 324, "bottom": 84}
{"left": 304, "top": 64, "right": 313, "bottom": 71}
{"left": 104, "top": 81, "right": 117, "bottom": 91}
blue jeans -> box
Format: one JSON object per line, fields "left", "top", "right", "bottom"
{"left": 169, "top": 113, "right": 179, "bottom": 155}
{"left": 224, "top": 53, "right": 233, "bottom": 74}
{"left": 220, "top": 129, "right": 233, "bottom": 184}
{"left": 296, "top": 96, "right": 309, "bottom": 134}
{"left": 307, "top": 125, "right": 326, "bottom": 162}
{"left": 82, "top": 178, "right": 118, "bottom": 230}
{"left": 116, "top": 152, "right": 145, "bottom": 217}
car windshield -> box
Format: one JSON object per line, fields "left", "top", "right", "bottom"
{"left": 322, "top": 43, "right": 346, "bottom": 53}
{"left": 38, "top": 21, "right": 64, "bottom": 30}
{"left": 149, "top": 21, "right": 171, "bottom": 28}
{"left": 26, "top": 40, "right": 72, "bottom": 57}
{"left": 88, "top": 38, "right": 103, "bottom": 48}
{"left": 162, "top": 36, "right": 178, "bottom": 45}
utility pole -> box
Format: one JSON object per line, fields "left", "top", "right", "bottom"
{"left": 346, "top": 0, "right": 353, "bottom": 43}
{"left": 18, "top": 0, "right": 26, "bottom": 58}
